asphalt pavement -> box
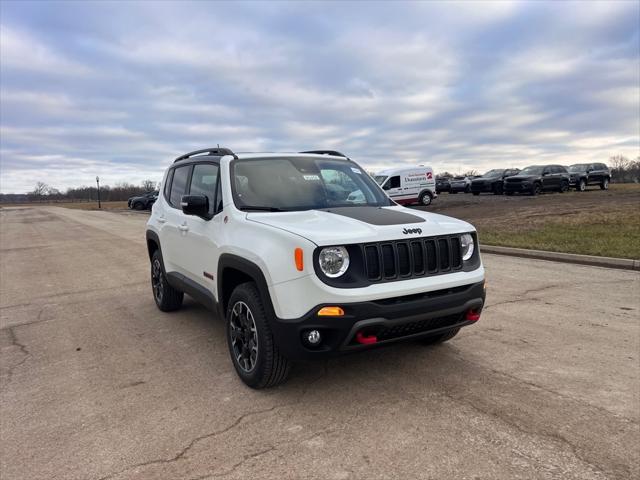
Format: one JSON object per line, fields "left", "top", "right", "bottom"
{"left": 1, "top": 206, "right": 638, "bottom": 480}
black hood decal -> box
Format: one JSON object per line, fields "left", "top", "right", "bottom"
{"left": 319, "top": 206, "right": 425, "bottom": 226}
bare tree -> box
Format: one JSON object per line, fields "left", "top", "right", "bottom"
{"left": 141, "top": 180, "right": 157, "bottom": 192}
{"left": 29, "top": 182, "right": 49, "bottom": 201}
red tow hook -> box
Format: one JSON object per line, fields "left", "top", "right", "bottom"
{"left": 355, "top": 331, "right": 378, "bottom": 345}
{"left": 465, "top": 309, "right": 481, "bottom": 322}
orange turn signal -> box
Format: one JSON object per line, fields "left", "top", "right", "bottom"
{"left": 317, "top": 306, "right": 345, "bottom": 317}
{"left": 294, "top": 248, "right": 304, "bottom": 271}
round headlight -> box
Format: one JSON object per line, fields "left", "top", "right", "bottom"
{"left": 318, "top": 246, "right": 350, "bottom": 278}
{"left": 461, "top": 233, "right": 475, "bottom": 261}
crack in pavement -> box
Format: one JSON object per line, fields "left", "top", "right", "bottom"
{"left": 96, "top": 402, "right": 300, "bottom": 480}
{"left": 189, "top": 428, "right": 336, "bottom": 480}
{"left": 96, "top": 366, "right": 331, "bottom": 480}
{"left": 1, "top": 326, "right": 30, "bottom": 386}
{"left": 483, "top": 284, "right": 564, "bottom": 311}
{"left": 436, "top": 388, "right": 620, "bottom": 479}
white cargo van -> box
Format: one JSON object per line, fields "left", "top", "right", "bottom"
{"left": 374, "top": 166, "right": 437, "bottom": 206}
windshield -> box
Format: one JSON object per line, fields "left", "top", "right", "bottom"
{"left": 569, "top": 164, "right": 587, "bottom": 172}
{"left": 374, "top": 175, "right": 388, "bottom": 185}
{"left": 483, "top": 169, "right": 503, "bottom": 177}
{"left": 231, "top": 157, "right": 393, "bottom": 211}
{"left": 520, "top": 166, "right": 544, "bottom": 175}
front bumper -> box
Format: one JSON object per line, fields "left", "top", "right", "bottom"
{"left": 470, "top": 182, "right": 492, "bottom": 193}
{"left": 504, "top": 182, "right": 530, "bottom": 193}
{"left": 270, "top": 281, "right": 485, "bottom": 360}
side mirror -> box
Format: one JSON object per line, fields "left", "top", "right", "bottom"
{"left": 181, "top": 195, "right": 209, "bottom": 218}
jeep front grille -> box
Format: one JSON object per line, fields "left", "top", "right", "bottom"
{"left": 363, "top": 236, "right": 463, "bottom": 282}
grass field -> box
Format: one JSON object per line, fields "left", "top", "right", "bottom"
{"left": 425, "top": 183, "right": 640, "bottom": 259}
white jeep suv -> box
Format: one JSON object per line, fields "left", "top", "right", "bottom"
{"left": 146, "top": 148, "right": 485, "bottom": 388}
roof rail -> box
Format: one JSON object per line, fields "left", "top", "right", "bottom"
{"left": 300, "top": 150, "right": 349, "bottom": 159}
{"left": 174, "top": 147, "right": 237, "bottom": 163}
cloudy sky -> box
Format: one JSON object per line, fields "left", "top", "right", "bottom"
{"left": 1, "top": 1, "right": 638, "bottom": 193}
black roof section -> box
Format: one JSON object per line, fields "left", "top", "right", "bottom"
{"left": 174, "top": 147, "right": 237, "bottom": 163}
{"left": 300, "top": 150, "right": 349, "bottom": 159}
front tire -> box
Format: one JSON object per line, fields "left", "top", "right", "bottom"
{"left": 559, "top": 181, "right": 569, "bottom": 193}
{"left": 418, "top": 191, "right": 433, "bottom": 206}
{"left": 134, "top": 202, "right": 144, "bottom": 210}
{"left": 531, "top": 183, "right": 541, "bottom": 196}
{"left": 600, "top": 178, "right": 609, "bottom": 190}
{"left": 151, "top": 250, "right": 183, "bottom": 312}
{"left": 577, "top": 179, "right": 586, "bottom": 192}
{"left": 226, "top": 282, "right": 291, "bottom": 389}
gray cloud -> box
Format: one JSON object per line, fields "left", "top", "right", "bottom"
{"left": 0, "top": 0, "right": 638, "bottom": 193}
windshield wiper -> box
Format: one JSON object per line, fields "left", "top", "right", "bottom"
{"left": 238, "top": 206, "right": 288, "bottom": 212}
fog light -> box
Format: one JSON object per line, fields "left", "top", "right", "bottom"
{"left": 305, "top": 329, "right": 322, "bottom": 346}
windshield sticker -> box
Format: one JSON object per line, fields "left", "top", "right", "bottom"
{"left": 303, "top": 174, "right": 320, "bottom": 181}
{"left": 351, "top": 167, "right": 362, "bottom": 174}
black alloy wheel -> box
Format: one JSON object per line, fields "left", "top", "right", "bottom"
{"left": 229, "top": 301, "right": 259, "bottom": 373}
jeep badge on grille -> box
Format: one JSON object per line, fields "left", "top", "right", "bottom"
{"left": 402, "top": 228, "right": 422, "bottom": 234}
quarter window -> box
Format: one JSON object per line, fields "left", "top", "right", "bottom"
{"left": 164, "top": 169, "right": 174, "bottom": 200}
{"left": 189, "top": 163, "right": 219, "bottom": 216}
{"left": 169, "top": 165, "right": 191, "bottom": 208}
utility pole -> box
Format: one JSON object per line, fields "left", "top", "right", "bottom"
{"left": 96, "top": 176, "right": 101, "bottom": 209}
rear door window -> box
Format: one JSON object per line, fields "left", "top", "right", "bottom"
{"left": 169, "top": 165, "right": 191, "bottom": 208}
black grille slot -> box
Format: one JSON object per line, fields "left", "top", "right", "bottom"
{"left": 360, "top": 235, "right": 466, "bottom": 284}
{"left": 425, "top": 240, "right": 437, "bottom": 272}
{"left": 450, "top": 237, "right": 462, "bottom": 268}
{"left": 381, "top": 244, "right": 396, "bottom": 278}
{"left": 438, "top": 239, "right": 450, "bottom": 270}
{"left": 411, "top": 241, "right": 424, "bottom": 273}
{"left": 397, "top": 242, "right": 411, "bottom": 276}
{"left": 364, "top": 245, "right": 381, "bottom": 280}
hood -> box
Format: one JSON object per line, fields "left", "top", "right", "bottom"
{"left": 246, "top": 206, "right": 474, "bottom": 246}
{"left": 472, "top": 176, "right": 496, "bottom": 183}
{"left": 506, "top": 174, "right": 538, "bottom": 181}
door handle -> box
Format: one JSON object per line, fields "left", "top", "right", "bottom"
{"left": 178, "top": 224, "right": 189, "bottom": 232}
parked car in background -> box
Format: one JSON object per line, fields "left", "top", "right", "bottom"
{"left": 568, "top": 163, "right": 610, "bottom": 191}
{"left": 435, "top": 176, "right": 451, "bottom": 194}
{"left": 449, "top": 176, "right": 471, "bottom": 194}
{"left": 503, "top": 165, "right": 570, "bottom": 195}
{"left": 374, "top": 166, "right": 437, "bottom": 206}
{"left": 471, "top": 169, "right": 521, "bottom": 195}
{"left": 128, "top": 191, "right": 159, "bottom": 210}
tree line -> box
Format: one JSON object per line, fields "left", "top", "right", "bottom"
{"left": 0, "top": 180, "right": 158, "bottom": 204}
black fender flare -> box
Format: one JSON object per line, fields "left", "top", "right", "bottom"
{"left": 145, "top": 230, "right": 162, "bottom": 261}
{"left": 417, "top": 189, "right": 434, "bottom": 203}
{"left": 217, "top": 254, "right": 276, "bottom": 320}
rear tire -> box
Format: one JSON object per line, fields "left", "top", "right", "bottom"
{"left": 151, "top": 250, "right": 183, "bottom": 312}
{"left": 422, "top": 328, "right": 460, "bottom": 345}
{"left": 418, "top": 191, "right": 433, "bottom": 206}
{"left": 226, "top": 282, "right": 291, "bottom": 389}
{"left": 600, "top": 178, "right": 609, "bottom": 190}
